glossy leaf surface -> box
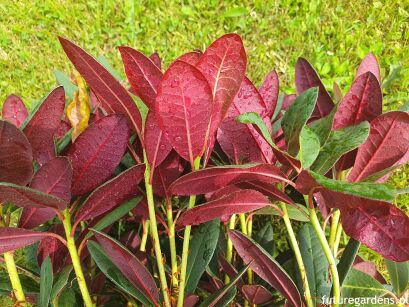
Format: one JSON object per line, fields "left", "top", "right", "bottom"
{"left": 259, "top": 70, "right": 279, "bottom": 118}
{"left": 0, "top": 228, "right": 51, "bottom": 253}
{"left": 356, "top": 52, "right": 381, "bottom": 84}
{"left": 67, "top": 114, "right": 130, "bottom": 195}
{"left": 2, "top": 94, "right": 28, "bottom": 127}
{"left": 23, "top": 87, "right": 65, "bottom": 166}
{"left": 0, "top": 120, "right": 33, "bottom": 185}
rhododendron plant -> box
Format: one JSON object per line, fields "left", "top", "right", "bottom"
{"left": 0, "top": 33, "right": 408, "bottom": 307}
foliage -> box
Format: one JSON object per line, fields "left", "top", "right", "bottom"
{"left": 0, "top": 30, "right": 408, "bottom": 307}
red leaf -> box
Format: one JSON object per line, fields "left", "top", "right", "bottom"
{"left": 196, "top": 34, "right": 247, "bottom": 164}
{"left": 356, "top": 52, "right": 381, "bottom": 84}
{"left": 320, "top": 190, "right": 409, "bottom": 262}
{"left": 156, "top": 61, "right": 213, "bottom": 166}
{"left": 196, "top": 34, "right": 247, "bottom": 120}
{"left": 54, "top": 120, "right": 71, "bottom": 141}
{"left": 0, "top": 183, "right": 66, "bottom": 210}
{"left": 183, "top": 294, "right": 199, "bottom": 307}
{"left": 0, "top": 120, "right": 33, "bottom": 185}
{"left": 353, "top": 261, "right": 386, "bottom": 284}
{"left": 59, "top": 37, "right": 142, "bottom": 136}
{"left": 177, "top": 190, "right": 269, "bottom": 226}
{"left": 282, "top": 94, "right": 296, "bottom": 111}
{"left": 236, "top": 181, "right": 295, "bottom": 205}
{"left": 333, "top": 72, "right": 382, "bottom": 129}
{"left": 37, "top": 225, "right": 67, "bottom": 273}
{"left": 341, "top": 201, "right": 409, "bottom": 262}
{"left": 152, "top": 151, "right": 185, "bottom": 197}
{"left": 2, "top": 94, "right": 28, "bottom": 127}
{"left": 176, "top": 51, "right": 202, "bottom": 65}
{"left": 23, "top": 87, "right": 65, "bottom": 166}
{"left": 259, "top": 70, "right": 279, "bottom": 118}
{"left": 228, "top": 230, "right": 302, "bottom": 307}
{"left": 242, "top": 284, "right": 273, "bottom": 305}
{"left": 217, "top": 77, "right": 273, "bottom": 163}
{"left": 144, "top": 110, "right": 172, "bottom": 169}
{"left": 73, "top": 164, "right": 145, "bottom": 229}
{"left": 348, "top": 111, "right": 409, "bottom": 182}
{"left": 149, "top": 52, "right": 161, "bottom": 70}
{"left": 92, "top": 231, "right": 160, "bottom": 305}
{"left": 119, "top": 46, "right": 163, "bottom": 108}
{"left": 20, "top": 157, "right": 72, "bottom": 229}
{"left": 67, "top": 114, "right": 131, "bottom": 195}
{"left": 170, "top": 164, "right": 292, "bottom": 196}
{"left": 0, "top": 228, "right": 52, "bottom": 253}
{"left": 295, "top": 58, "right": 334, "bottom": 118}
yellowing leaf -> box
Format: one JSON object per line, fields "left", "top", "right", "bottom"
{"left": 67, "top": 70, "right": 90, "bottom": 141}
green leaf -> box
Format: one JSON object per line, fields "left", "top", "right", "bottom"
{"left": 337, "top": 239, "right": 361, "bottom": 288}
{"left": 87, "top": 241, "right": 153, "bottom": 306}
{"left": 186, "top": 219, "right": 220, "bottom": 295}
{"left": 199, "top": 263, "right": 250, "bottom": 307}
{"left": 50, "top": 265, "right": 73, "bottom": 302}
{"left": 308, "top": 107, "right": 336, "bottom": 146}
{"left": 54, "top": 70, "right": 77, "bottom": 100}
{"left": 309, "top": 171, "right": 396, "bottom": 202}
{"left": 254, "top": 203, "right": 310, "bottom": 222}
{"left": 282, "top": 87, "right": 318, "bottom": 156}
{"left": 56, "top": 128, "right": 73, "bottom": 155}
{"left": 38, "top": 256, "right": 53, "bottom": 307}
{"left": 236, "top": 112, "right": 274, "bottom": 146}
{"left": 385, "top": 259, "right": 409, "bottom": 296}
{"left": 299, "top": 126, "right": 320, "bottom": 169}
{"left": 254, "top": 222, "right": 275, "bottom": 256}
{"left": 342, "top": 269, "right": 390, "bottom": 305}
{"left": 297, "top": 224, "right": 330, "bottom": 301}
{"left": 272, "top": 94, "right": 285, "bottom": 122}
{"left": 311, "top": 121, "right": 370, "bottom": 174}
{"left": 92, "top": 196, "right": 142, "bottom": 233}
{"left": 57, "top": 288, "right": 79, "bottom": 307}
{"left": 96, "top": 55, "right": 122, "bottom": 81}
{"left": 0, "top": 272, "right": 39, "bottom": 294}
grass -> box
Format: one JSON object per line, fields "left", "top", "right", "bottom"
{"left": 0, "top": 0, "right": 408, "bottom": 301}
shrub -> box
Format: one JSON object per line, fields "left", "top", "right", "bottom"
{"left": 0, "top": 33, "right": 408, "bottom": 306}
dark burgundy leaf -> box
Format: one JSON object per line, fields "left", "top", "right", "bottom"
{"left": 295, "top": 58, "right": 334, "bottom": 118}
{"left": 24, "top": 87, "right": 65, "bottom": 166}
{"left": 229, "top": 230, "right": 302, "bottom": 307}
{"left": 59, "top": 37, "right": 143, "bottom": 136}
{"left": 177, "top": 190, "right": 269, "bottom": 226}
{"left": 0, "top": 183, "right": 66, "bottom": 210}
{"left": 259, "top": 70, "right": 279, "bottom": 118}
{"left": 183, "top": 294, "right": 199, "bottom": 307}
{"left": 348, "top": 111, "right": 409, "bottom": 182}
{"left": 282, "top": 94, "right": 296, "bottom": 111}
{"left": 54, "top": 120, "right": 71, "bottom": 141}
{"left": 0, "top": 228, "right": 52, "bottom": 253}
{"left": 356, "top": 52, "right": 381, "bottom": 84}
{"left": 333, "top": 72, "right": 382, "bottom": 129}
{"left": 92, "top": 231, "right": 160, "bottom": 305}
{"left": 0, "top": 120, "right": 33, "bottom": 185}
{"left": 2, "top": 94, "right": 28, "bottom": 127}
{"left": 353, "top": 261, "right": 386, "bottom": 284}
{"left": 90, "top": 89, "right": 101, "bottom": 109}
{"left": 144, "top": 110, "right": 172, "bottom": 169}
{"left": 170, "top": 164, "right": 292, "bottom": 196}
{"left": 37, "top": 225, "right": 67, "bottom": 273}
{"left": 156, "top": 60, "right": 213, "bottom": 166}
{"left": 242, "top": 284, "right": 274, "bottom": 305}
{"left": 20, "top": 157, "right": 72, "bottom": 229}
{"left": 320, "top": 190, "right": 409, "bottom": 262}
{"left": 152, "top": 151, "right": 185, "bottom": 197}
{"left": 217, "top": 77, "right": 273, "bottom": 163}
{"left": 67, "top": 114, "right": 131, "bottom": 195}
{"left": 149, "top": 52, "right": 161, "bottom": 70}
{"left": 73, "top": 164, "right": 145, "bottom": 229}
{"left": 237, "top": 181, "right": 295, "bottom": 205}
{"left": 176, "top": 51, "right": 202, "bottom": 65}
{"left": 119, "top": 46, "right": 162, "bottom": 108}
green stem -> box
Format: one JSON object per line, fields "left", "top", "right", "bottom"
{"left": 329, "top": 209, "right": 341, "bottom": 253}
{"left": 308, "top": 205, "right": 340, "bottom": 307}
{"left": 333, "top": 223, "right": 343, "bottom": 256}
{"left": 143, "top": 152, "right": 171, "bottom": 307}
{"left": 280, "top": 203, "right": 313, "bottom": 307}
{"left": 225, "top": 214, "right": 237, "bottom": 284}
{"left": 246, "top": 215, "right": 254, "bottom": 285}
{"left": 62, "top": 209, "right": 94, "bottom": 307}
{"left": 139, "top": 220, "right": 150, "bottom": 252}
{"left": 177, "top": 157, "right": 201, "bottom": 307}
{"left": 3, "top": 252, "right": 26, "bottom": 305}
{"left": 239, "top": 213, "right": 247, "bottom": 235}
{"left": 166, "top": 203, "right": 178, "bottom": 289}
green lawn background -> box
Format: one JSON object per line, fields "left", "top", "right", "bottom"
{"left": 0, "top": 0, "right": 408, "bottom": 284}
